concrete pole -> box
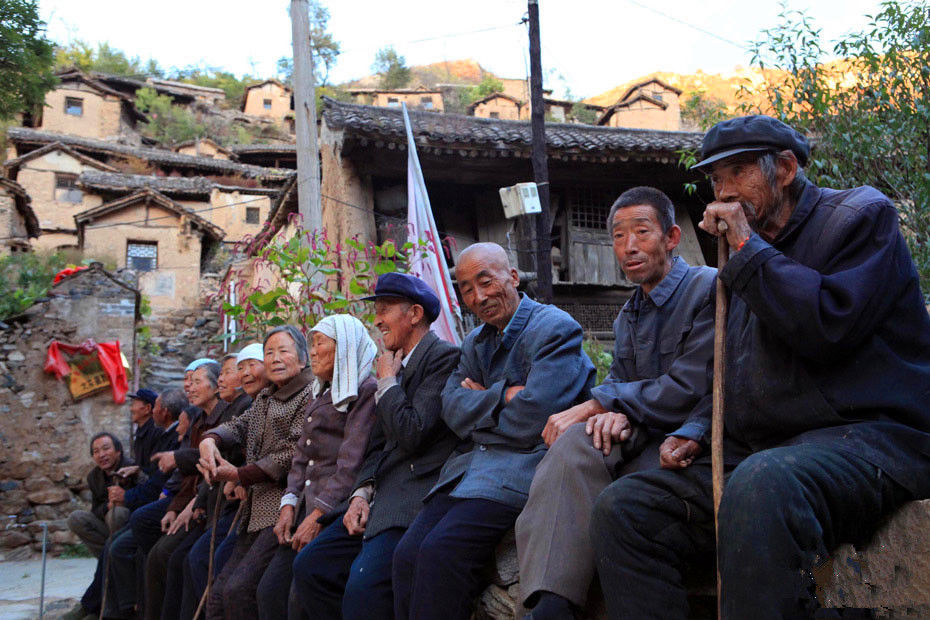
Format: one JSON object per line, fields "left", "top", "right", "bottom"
{"left": 290, "top": 0, "right": 322, "bottom": 234}
{"left": 527, "top": 0, "right": 554, "bottom": 303}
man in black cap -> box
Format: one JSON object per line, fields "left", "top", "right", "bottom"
{"left": 289, "top": 272, "right": 461, "bottom": 620}
{"left": 591, "top": 115, "right": 930, "bottom": 619}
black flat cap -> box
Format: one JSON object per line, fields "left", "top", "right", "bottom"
{"left": 692, "top": 115, "right": 810, "bottom": 171}
{"left": 361, "top": 272, "right": 441, "bottom": 322}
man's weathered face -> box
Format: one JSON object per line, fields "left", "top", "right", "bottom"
{"left": 217, "top": 358, "right": 241, "bottom": 402}
{"left": 151, "top": 396, "right": 169, "bottom": 427}
{"left": 709, "top": 153, "right": 784, "bottom": 235}
{"left": 237, "top": 358, "right": 268, "bottom": 397}
{"left": 612, "top": 205, "right": 680, "bottom": 294}
{"left": 374, "top": 298, "right": 416, "bottom": 353}
{"left": 91, "top": 436, "right": 119, "bottom": 472}
{"left": 456, "top": 250, "right": 521, "bottom": 331}
{"left": 183, "top": 370, "right": 194, "bottom": 399}
{"left": 129, "top": 398, "right": 151, "bottom": 425}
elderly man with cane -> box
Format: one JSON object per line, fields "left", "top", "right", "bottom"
{"left": 590, "top": 115, "right": 930, "bottom": 619}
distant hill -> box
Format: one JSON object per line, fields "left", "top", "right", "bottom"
{"left": 341, "top": 58, "right": 496, "bottom": 89}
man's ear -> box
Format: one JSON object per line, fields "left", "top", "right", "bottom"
{"left": 665, "top": 224, "right": 682, "bottom": 253}
{"left": 408, "top": 304, "right": 426, "bottom": 326}
{"left": 776, "top": 149, "right": 798, "bottom": 189}
{"left": 509, "top": 268, "right": 520, "bottom": 288}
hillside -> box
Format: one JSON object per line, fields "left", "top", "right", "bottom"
{"left": 342, "top": 58, "right": 495, "bottom": 89}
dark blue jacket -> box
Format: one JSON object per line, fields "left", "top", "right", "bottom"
{"left": 719, "top": 181, "right": 930, "bottom": 495}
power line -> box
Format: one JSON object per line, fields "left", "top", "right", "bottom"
{"left": 82, "top": 195, "right": 267, "bottom": 231}
{"left": 624, "top": 0, "right": 746, "bottom": 49}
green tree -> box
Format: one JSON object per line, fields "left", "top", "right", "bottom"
{"left": 681, "top": 89, "right": 731, "bottom": 130}
{"left": 171, "top": 66, "right": 254, "bottom": 107}
{"left": 55, "top": 40, "right": 163, "bottom": 77}
{"left": 0, "top": 0, "right": 56, "bottom": 121}
{"left": 276, "top": 0, "right": 341, "bottom": 86}
{"left": 134, "top": 87, "right": 205, "bottom": 146}
{"left": 746, "top": 0, "right": 930, "bottom": 296}
{"left": 0, "top": 252, "right": 67, "bottom": 319}
{"left": 373, "top": 47, "right": 411, "bottom": 90}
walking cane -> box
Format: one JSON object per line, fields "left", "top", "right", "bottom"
{"left": 98, "top": 539, "right": 112, "bottom": 620}
{"left": 712, "top": 222, "right": 730, "bottom": 619}
{"left": 193, "top": 492, "right": 244, "bottom": 620}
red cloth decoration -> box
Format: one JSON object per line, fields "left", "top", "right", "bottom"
{"left": 52, "top": 266, "right": 89, "bottom": 284}
{"left": 44, "top": 339, "right": 129, "bottom": 403}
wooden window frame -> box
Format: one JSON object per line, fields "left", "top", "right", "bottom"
{"left": 126, "top": 241, "right": 158, "bottom": 272}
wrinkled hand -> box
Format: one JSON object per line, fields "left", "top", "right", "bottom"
{"left": 343, "top": 496, "right": 370, "bottom": 536}
{"left": 197, "top": 438, "right": 221, "bottom": 484}
{"left": 542, "top": 399, "right": 606, "bottom": 447}
{"left": 274, "top": 505, "right": 295, "bottom": 545}
{"left": 160, "top": 510, "right": 177, "bottom": 533}
{"left": 107, "top": 485, "right": 125, "bottom": 508}
{"left": 291, "top": 509, "right": 325, "bottom": 551}
{"left": 152, "top": 451, "right": 177, "bottom": 474}
{"left": 585, "top": 412, "right": 632, "bottom": 456}
{"left": 504, "top": 385, "right": 525, "bottom": 403}
{"left": 460, "top": 377, "right": 486, "bottom": 391}
{"left": 233, "top": 484, "right": 247, "bottom": 502}
{"left": 659, "top": 436, "right": 702, "bottom": 470}
{"left": 168, "top": 502, "right": 194, "bottom": 535}
{"left": 376, "top": 349, "right": 403, "bottom": 379}
{"left": 115, "top": 465, "right": 139, "bottom": 478}
{"left": 211, "top": 455, "right": 239, "bottom": 483}
{"left": 223, "top": 481, "right": 246, "bottom": 501}
{"left": 698, "top": 202, "right": 753, "bottom": 248}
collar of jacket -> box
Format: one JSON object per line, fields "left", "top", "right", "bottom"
{"left": 476, "top": 293, "right": 537, "bottom": 350}
{"left": 135, "top": 416, "right": 155, "bottom": 439}
{"left": 645, "top": 255, "right": 689, "bottom": 308}
{"left": 201, "top": 398, "right": 228, "bottom": 427}
{"left": 771, "top": 180, "right": 822, "bottom": 247}
{"left": 270, "top": 367, "right": 314, "bottom": 402}
{"left": 404, "top": 330, "right": 437, "bottom": 376}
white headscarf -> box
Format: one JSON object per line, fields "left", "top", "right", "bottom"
{"left": 310, "top": 314, "right": 377, "bottom": 412}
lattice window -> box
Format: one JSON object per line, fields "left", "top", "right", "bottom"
{"left": 558, "top": 303, "right": 618, "bottom": 332}
{"left": 263, "top": 98, "right": 272, "bottom": 110}
{"left": 245, "top": 207, "right": 260, "bottom": 224}
{"left": 568, "top": 188, "right": 616, "bottom": 230}
{"left": 54, "top": 174, "right": 82, "bottom": 204}
{"left": 127, "top": 242, "right": 157, "bottom": 272}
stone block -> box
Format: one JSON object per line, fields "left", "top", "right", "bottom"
{"left": 26, "top": 487, "right": 71, "bottom": 504}
{"left": 1, "top": 544, "right": 33, "bottom": 560}
{"left": 0, "top": 479, "right": 22, "bottom": 491}
{"left": 49, "top": 529, "right": 77, "bottom": 544}
{"left": 0, "top": 529, "right": 32, "bottom": 548}
{"left": 24, "top": 475, "right": 54, "bottom": 492}
{"left": 33, "top": 504, "right": 60, "bottom": 520}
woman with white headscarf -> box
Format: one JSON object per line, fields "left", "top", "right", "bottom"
{"left": 256, "top": 315, "right": 379, "bottom": 620}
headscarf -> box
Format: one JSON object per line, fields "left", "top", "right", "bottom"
{"left": 310, "top": 315, "right": 377, "bottom": 412}
{"left": 236, "top": 343, "right": 264, "bottom": 364}
{"left": 185, "top": 358, "right": 215, "bottom": 373}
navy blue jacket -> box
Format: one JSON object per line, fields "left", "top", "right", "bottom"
{"left": 719, "top": 181, "right": 930, "bottom": 495}
{"left": 436, "top": 294, "right": 596, "bottom": 509}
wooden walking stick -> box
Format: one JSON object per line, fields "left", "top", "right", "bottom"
{"left": 193, "top": 492, "right": 244, "bottom": 620}
{"left": 712, "top": 222, "right": 730, "bottom": 619}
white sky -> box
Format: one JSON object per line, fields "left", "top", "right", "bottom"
{"left": 38, "top": 0, "right": 887, "bottom": 99}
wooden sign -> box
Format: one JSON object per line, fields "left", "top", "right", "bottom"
{"left": 66, "top": 351, "right": 111, "bottom": 400}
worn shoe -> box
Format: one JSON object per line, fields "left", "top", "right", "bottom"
{"left": 523, "top": 591, "right": 578, "bottom": 620}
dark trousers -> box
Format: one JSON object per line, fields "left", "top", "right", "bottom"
{"left": 107, "top": 525, "right": 141, "bottom": 618}
{"left": 206, "top": 526, "right": 278, "bottom": 620}
{"left": 81, "top": 525, "right": 120, "bottom": 614}
{"left": 155, "top": 524, "right": 203, "bottom": 620}
{"left": 131, "top": 496, "right": 172, "bottom": 554}
{"left": 290, "top": 518, "right": 404, "bottom": 620}
{"left": 392, "top": 492, "right": 521, "bottom": 620}
{"left": 256, "top": 543, "right": 297, "bottom": 620}
{"left": 591, "top": 443, "right": 913, "bottom": 620}
{"left": 181, "top": 507, "right": 238, "bottom": 619}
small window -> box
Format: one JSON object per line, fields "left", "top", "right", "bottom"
{"left": 387, "top": 97, "right": 400, "bottom": 107}
{"left": 54, "top": 174, "right": 82, "bottom": 203}
{"left": 489, "top": 111, "right": 500, "bottom": 119}
{"left": 65, "top": 97, "right": 83, "bottom": 116}
{"left": 245, "top": 207, "right": 260, "bottom": 224}
{"left": 420, "top": 97, "right": 434, "bottom": 109}
{"left": 127, "top": 242, "right": 157, "bottom": 272}
{"left": 263, "top": 98, "right": 272, "bottom": 110}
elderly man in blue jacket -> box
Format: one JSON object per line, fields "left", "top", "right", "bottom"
{"left": 392, "top": 242, "right": 596, "bottom": 620}
{"left": 592, "top": 115, "right": 930, "bottom": 619}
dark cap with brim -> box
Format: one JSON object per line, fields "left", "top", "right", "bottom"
{"left": 692, "top": 115, "right": 810, "bottom": 171}
{"left": 361, "top": 272, "right": 441, "bottom": 322}
{"left": 127, "top": 388, "right": 158, "bottom": 406}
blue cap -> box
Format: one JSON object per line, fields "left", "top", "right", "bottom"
{"left": 361, "top": 272, "right": 441, "bottom": 322}
{"left": 185, "top": 358, "right": 214, "bottom": 373}
{"left": 127, "top": 388, "right": 158, "bottom": 406}
{"left": 692, "top": 115, "right": 810, "bottom": 171}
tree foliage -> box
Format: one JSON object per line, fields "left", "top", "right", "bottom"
{"left": 171, "top": 66, "right": 254, "bottom": 107}
{"left": 55, "top": 40, "right": 163, "bottom": 77}
{"left": 277, "top": 0, "right": 341, "bottom": 86}
{"left": 134, "top": 87, "right": 205, "bottom": 146}
{"left": 746, "top": 0, "right": 930, "bottom": 295}
{"left": 681, "top": 89, "right": 731, "bottom": 130}
{"left": 373, "top": 47, "right": 411, "bottom": 90}
{"left": 0, "top": 252, "right": 68, "bottom": 319}
{"left": 0, "top": 0, "right": 56, "bottom": 121}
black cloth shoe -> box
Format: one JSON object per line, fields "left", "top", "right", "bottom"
{"left": 523, "top": 591, "right": 577, "bottom": 620}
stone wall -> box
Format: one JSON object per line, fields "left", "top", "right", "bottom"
{"left": 0, "top": 265, "right": 138, "bottom": 559}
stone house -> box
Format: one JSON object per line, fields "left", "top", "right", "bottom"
{"left": 35, "top": 69, "right": 145, "bottom": 142}
{"left": 0, "top": 178, "right": 39, "bottom": 255}
{"left": 74, "top": 188, "right": 224, "bottom": 310}
{"left": 3, "top": 142, "right": 120, "bottom": 252}
{"left": 256, "top": 98, "right": 707, "bottom": 337}
{"left": 172, "top": 138, "right": 235, "bottom": 160}
{"left": 469, "top": 93, "right": 524, "bottom": 120}
{"left": 241, "top": 79, "right": 293, "bottom": 125}
{"left": 348, "top": 87, "right": 445, "bottom": 112}
{"left": 232, "top": 144, "right": 297, "bottom": 169}
{"left": 597, "top": 78, "right": 684, "bottom": 131}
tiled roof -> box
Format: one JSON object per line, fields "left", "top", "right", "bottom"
{"left": 78, "top": 171, "right": 288, "bottom": 199}
{"left": 7, "top": 128, "right": 292, "bottom": 181}
{"left": 322, "top": 98, "right": 702, "bottom": 160}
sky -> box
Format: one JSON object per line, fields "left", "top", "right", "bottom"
{"left": 38, "top": 0, "right": 888, "bottom": 99}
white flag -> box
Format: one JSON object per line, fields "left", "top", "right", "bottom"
{"left": 401, "top": 103, "right": 463, "bottom": 344}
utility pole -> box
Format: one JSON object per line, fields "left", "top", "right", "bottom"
{"left": 527, "top": 0, "right": 554, "bottom": 303}
{"left": 291, "top": 0, "right": 322, "bottom": 234}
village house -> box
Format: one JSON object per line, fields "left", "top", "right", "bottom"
{"left": 347, "top": 87, "right": 445, "bottom": 112}
{"left": 0, "top": 178, "right": 40, "bottom": 255}
{"left": 469, "top": 92, "right": 596, "bottom": 124}
{"left": 74, "top": 188, "right": 224, "bottom": 310}
{"left": 231, "top": 143, "right": 297, "bottom": 169}
{"left": 241, "top": 79, "right": 294, "bottom": 129}
{"left": 597, "top": 78, "right": 684, "bottom": 131}
{"left": 253, "top": 98, "right": 707, "bottom": 338}
{"left": 172, "top": 138, "right": 235, "bottom": 160}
